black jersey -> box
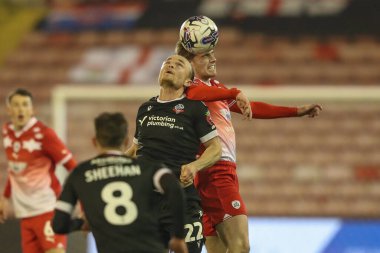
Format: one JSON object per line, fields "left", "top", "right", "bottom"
{"left": 56, "top": 153, "right": 172, "bottom": 253}
{"left": 133, "top": 96, "right": 218, "bottom": 178}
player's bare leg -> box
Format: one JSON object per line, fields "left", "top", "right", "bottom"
{"left": 215, "top": 215, "right": 250, "bottom": 253}
{"left": 205, "top": 235, "right": 227, "bottom": 253}
{"left": 46, "top": 248, "right": 65, "bottom": 253}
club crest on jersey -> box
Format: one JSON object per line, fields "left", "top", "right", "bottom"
{"left": 147, "top": 106, "right": 153, "bottom": 111}
{"left": 173, "top": 104, "right": 185, "bottom": 114}
{"left": 231, "top": 200, "right": 241, "bottom": 209}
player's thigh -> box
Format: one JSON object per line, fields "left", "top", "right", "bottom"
{"left": 45, "top": 249, "right": 65, "bottom": 253}
{"left": 33, "top": 212, "right": 67, "bottom": 252}
{"left": 21, "top": 218, "right": 43, "bottom": 253}
{"left": 215, "top": 214, "right": 249, "bottom": 247}
{"left": 205, "top": 235, "right": 226, "bottom": 253}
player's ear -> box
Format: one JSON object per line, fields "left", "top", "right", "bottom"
{"left": 92, "top": 137, "right": 97, "bottom": 148}
{"left": 184, "top": 79, "right": 192, "bottom": 87}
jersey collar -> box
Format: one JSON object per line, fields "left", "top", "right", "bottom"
{"left": 11, "top": 117, "right": 38, "bottom": 138}
{"left": 157, "top": 94, "right": 185, "bottom": 103}
{"left": 194, "top": 77, "right": 212, "bottom": 86}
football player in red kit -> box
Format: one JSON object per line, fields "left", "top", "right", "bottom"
{"left": 177, "top": 41, "right": 322, "bottom": 253}
{"left": 0, "top": 88, "right": 76, "bottom": 253}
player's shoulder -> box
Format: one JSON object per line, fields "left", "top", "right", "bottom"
{"left": 145, "top": 96, "right": 158, "bottom": 104}
{"left": 183, "top": 96, "right": 207, "bottom": 108}
{"left": 139, "top": 96, "right": 158, "bottom": 109}
{"left": 2, "top": 122, "right": 11, "bottom": 134}
{"left": 34, "top": 120, "right": 58, "bottom": 138}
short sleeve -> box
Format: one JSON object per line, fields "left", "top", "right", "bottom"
{"left": 193, "top": 102, "right": 218, "bottom": 143}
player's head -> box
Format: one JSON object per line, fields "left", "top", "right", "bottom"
{"left": 159, "top": 54, "right": 194, "bottom": 89}
{"left": 6, "top": 88, "right": 34, "bottom": 130}
{"left": 94, "top": 112, "right": 128, "bottom": 151}
{"left": 175, "top": 41, "right": 217, "bottom": 81}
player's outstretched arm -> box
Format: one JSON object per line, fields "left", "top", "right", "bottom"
{"left": 230, "top": 101, "right": 298, "bottom": 119}
{"left": 180, "top": 136, "right": 221, "bottom": 185}
{"left": 297, "top": 104, "right": 322, "bottom": 117}
{"left": 186, "top": 84, "right": 240, "bottom": 102}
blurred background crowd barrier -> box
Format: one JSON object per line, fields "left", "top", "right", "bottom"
{"left": 0, "top": 0, "right": 379, "bottom": 252}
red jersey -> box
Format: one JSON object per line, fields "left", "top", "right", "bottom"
{"left": 2, "top": 117, "right": 76, "bottom": 218}
{"left": 187, "top": 78, "right": 238, "bottom": 163}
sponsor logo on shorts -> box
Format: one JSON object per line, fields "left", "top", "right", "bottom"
{"left": 231, "top": 200, "right": 241, "bottom": 209}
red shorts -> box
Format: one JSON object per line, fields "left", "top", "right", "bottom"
{"left": 194, "top": 161, "right": 247, "bottom": 236}
{"left": 20, "top": 211, "right": 67, "bottom": 253}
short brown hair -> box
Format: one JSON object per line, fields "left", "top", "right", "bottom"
{"left": 7, "top": 88, "right": 33, "bottom": 106}
{"left": 95, "top": 112, "right": 128, "bottom": 148}
{"left": 175, "top": 41, "right": 196, "bottom": 61}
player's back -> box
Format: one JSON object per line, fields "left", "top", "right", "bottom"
{"left": 68, "top": 153, "right": 165, "bottom": 253}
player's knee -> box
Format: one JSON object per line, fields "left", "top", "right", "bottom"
{"left": 230, "top": 238, "right": 250, "bottom": 253}
{"left": 45, "top": 248, "right": 65, "bottom": 253}
{"left": 240, "top": 240, "right": 250, "bottom": 253}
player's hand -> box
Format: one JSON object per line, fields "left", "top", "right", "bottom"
{"left": 180, "top": 164, "right": 197, "bottom": 186}
{"left": 0, "top": 198, "right": 9, "bottom": 223}
{"left": 297, "top": 104, "right": 322, "bottom": 118}
{"left": 236, "top": 92, "right": 252, "bottom": 120}
{"left": 169, "top": 237, "right": 188, "bottom": 253}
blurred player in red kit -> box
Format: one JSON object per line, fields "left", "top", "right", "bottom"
{"left": 176, "top": 35, "right": 322, "bottom": 253}
{"left": 0, "top": 88, "right": 76, "bottom": 253}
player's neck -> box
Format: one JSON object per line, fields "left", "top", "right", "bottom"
{"left": 159, "top": 87, "right": 185, "bottom": 101}
{"left": 99, "top": 148, "right": 123, "bottom": 155}
{"left": 196, "top": 76, "right": 211, "bottom": 85}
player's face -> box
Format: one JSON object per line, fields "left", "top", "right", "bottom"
{"left": 159, "top": 55, "right": 192, "bottom": 89}
{"left": 191, "top": 50, "right": 216, "bottom": 80}
{"left": 7, "top": 95, "right": 34, "bottom": 130}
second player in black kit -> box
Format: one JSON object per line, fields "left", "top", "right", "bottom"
{"left": 127, "top": 54, "right": 221, "bottom": 253}
{"left": 52, "top": 112, "right": 188, "bottom": 253}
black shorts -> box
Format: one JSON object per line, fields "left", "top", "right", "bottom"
{"left": 153, "top": 188, "right": 205, "bottom": 253}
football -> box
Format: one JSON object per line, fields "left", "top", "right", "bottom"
{"left": 179, "top": 15, "right": 219, "bottom": 54}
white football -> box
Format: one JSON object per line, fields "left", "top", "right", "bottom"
{"left": 179, "top": 15, "right": 219, "bottom": 54}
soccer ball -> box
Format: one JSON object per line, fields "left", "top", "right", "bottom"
{"left": 179, "top": 15, "right": 219, "bottom": 54}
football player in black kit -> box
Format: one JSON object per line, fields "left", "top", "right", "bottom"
{"left": 126, "top": 54, "right": 222, "bottom": 253}
{"left": 51, "top": 112, "right": 188, "bottom": 253}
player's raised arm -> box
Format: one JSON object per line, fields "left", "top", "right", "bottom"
{"left": 180, "top": 136, "right": 221, "bottom": 185}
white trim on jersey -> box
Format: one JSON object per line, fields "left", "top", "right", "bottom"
{"left": 57, "top": 153, "right": 73, "bottom": 167}
{"left": 200, "top": 130, "right": 218, "bottom": 143}
{"left": 157, "top": 95, "right": 185, "bottom": 103}
{"left": 228, "top": 99, "right": 237, "bottom": 108}
{"left": 55, "top": 200, "right": 74, "bottom": 214}
{"left": 11, "top": 117, "right": 38, "bottom": 138}
{"left": 153, "top": 168, "right": 172, "bottom": 193}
